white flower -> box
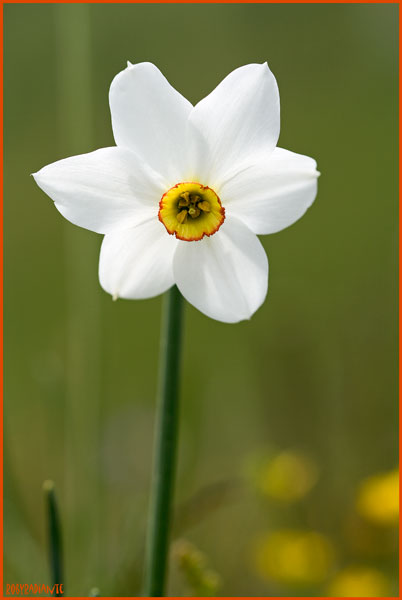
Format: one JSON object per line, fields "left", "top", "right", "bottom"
{"left": 33, "top": 62, "right": 319, "bottom": 323}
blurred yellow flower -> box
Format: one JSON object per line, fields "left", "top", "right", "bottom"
{"left": 255, "top": 450, "right": 318, "bottom": 503}
{"left": 327, "top": 566, "right": 391, "bottom": 597}
{"left": 356, "top": 469, "right": 399, "bottom": 526}
{"left": 253, "top": 529, "right": 334, "bottom": 586}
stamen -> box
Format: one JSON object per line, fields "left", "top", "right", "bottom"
{"left": 179, "top": 192, "right": 191, "bottom": 205}
{"left": 177, "top": 210, "right": 188, "bottom": 224}
{"left": 198, "top": 200, "right": 211, "bottom": 212}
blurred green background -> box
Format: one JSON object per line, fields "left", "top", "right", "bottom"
{"left": 4, "top": 3, "right": 398, "bottom": 597}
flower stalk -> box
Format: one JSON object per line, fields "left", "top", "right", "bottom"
{"left": 143, "top": 285, "right": 184, "bottom": 596}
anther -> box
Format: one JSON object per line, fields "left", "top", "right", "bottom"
{"left": 177, "top": 210, "right": 188, "bottom": 224}
{"left": 198, "top": 200, "right": 211, "bottom": 212}
{"left": 179, "top": 192, "right": 191, "bottom": 205}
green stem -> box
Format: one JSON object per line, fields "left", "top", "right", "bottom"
{"left": 143, "top": 285, "right": 184, "bottom": 596}
{"left": 43, "top": 481, "right": 64, "bottom": 596}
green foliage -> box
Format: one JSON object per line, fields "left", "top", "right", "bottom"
{"left": 173, "top": 540, "right": 221, "bottom": 597}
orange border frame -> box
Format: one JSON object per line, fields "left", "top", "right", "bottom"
{"left": 1, "top": 1, "right": 399, "bottom": 599}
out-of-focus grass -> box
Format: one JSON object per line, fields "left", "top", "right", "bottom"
{"left": 4, "top": 4, "right": 397, "bottom": 596}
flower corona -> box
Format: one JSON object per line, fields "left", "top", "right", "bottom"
{"left": 158, "top": 182, "right": 225, "bottom": 241}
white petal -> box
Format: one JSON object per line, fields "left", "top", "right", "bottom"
{"left": 173, "top": 217, "right": 268, "bottom": 323}
{"left": 109, "top": 62, "right": 192, "bottom": 185}
{"left": 99, "top": 217, "right": 178, "bottom": 300}
{"left": 221, "top": 148, "right": 319, "bottom": 235}
{"left": 189, "top": 63, "right": 280, "bottom": 185}
{"left": 33, "top": 147, "right": 164, "bottom": 234}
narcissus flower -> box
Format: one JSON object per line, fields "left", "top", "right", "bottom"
{"left": 34, "top": 62, "right": 319, "bottom": 323}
